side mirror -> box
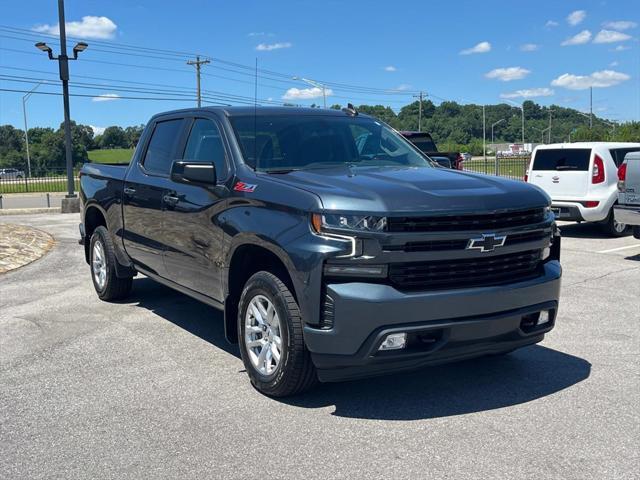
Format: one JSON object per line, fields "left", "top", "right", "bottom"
{"left": 171, "top": 161, "right": 216, "bottom": 187}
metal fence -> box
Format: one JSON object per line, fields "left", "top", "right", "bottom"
{"left": 462, "top": 156, "right": 529, "bottom": 181}
{"left": 0, "top": 168, "right": 81, "bottom": 194}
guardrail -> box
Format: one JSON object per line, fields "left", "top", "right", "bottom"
{"left": 463, "top": 157, "right": 529, "bottom": 181}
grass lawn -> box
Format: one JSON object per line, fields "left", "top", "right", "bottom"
{"left": 88, "top": 148, "right": 134, "bottom": 164}
{"left": 0, "top": 177, "right": 80, "bottom": 194}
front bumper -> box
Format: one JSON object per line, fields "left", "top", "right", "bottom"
{"left": 305, "top": 260, "right": 561, "bottom": 382}
{"left": 614, "top": 205, "right": 640, "bottom": 227}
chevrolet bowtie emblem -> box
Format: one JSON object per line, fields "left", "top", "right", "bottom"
{"left": 467, "top": 233, "right": 507, "bottom": 253}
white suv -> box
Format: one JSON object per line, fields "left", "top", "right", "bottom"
{"left": 526, "top": 142, "right": 640, "bottom": 236}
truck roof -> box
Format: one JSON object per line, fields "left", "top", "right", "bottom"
{"left": 149, "top": 106, "right": 372, "bottom": 119}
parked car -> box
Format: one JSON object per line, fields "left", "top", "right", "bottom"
{"left": 460, "top": 152, "right": 472, "bottom": 162}
{"left": 399, "top": 131, "right": 464, "bottom": 169}
{"left": 0, "top": 168, "right": 25, "bottom": 179}
{"left": 79, "top": 106, "right": 561, "bottom": 396}
{"left": 526, "top": 142, "right": 640, "bottom": 236}
{"left": 615, "top": 151, "right": 640, "bottom": 239}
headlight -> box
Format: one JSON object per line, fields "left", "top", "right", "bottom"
{"left": 311, "top": 213, "right": 387, "bottom": 232}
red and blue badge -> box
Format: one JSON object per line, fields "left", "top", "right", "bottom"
{"left": 233, "top": 181, "right": 257, "bottom": 193}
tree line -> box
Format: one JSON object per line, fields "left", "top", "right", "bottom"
{"left": 1, "top": 100, "right": 639, "bottom": 173}
{"left": 0, "top": 123, "right": 144, "bottom": 175}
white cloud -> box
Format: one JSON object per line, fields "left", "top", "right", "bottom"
{"left": 602, "top": 20, "right": 637, "bottom": 31}
{"left": 567, "top": 10, "right": 586, "bottom": 26}
{"left": 282, "top": 86, "right": 333, "bottom": 100}
{"left": 393, "top": 83, "right": 413, "bottom": 91}
{"left": 33, "top": 16, "right": 117, "bottom": 39}
{"left": 545, "top": 20, "right": 559, "bottom": 28}
{"left": 520, "top": 43, "right": 539, "bottom": 52}
{"left": 89, "top": 125, "right": 106, "bottom": 136}
{"left": 613, "top": 45, "right": 631, "bottom": 51}
{"left": 551, "top": 70, "right": 631, "bottom": 90}
{"left": 459, "top": 41, "right": 491, "bottom": 55}
{"left": 384, "top": 65, "right": 397, "bottom": 72}
{"left": 248, "top": 32, "right": 274, "bottom": 37}
{"left": 500, "top": 88, "right": 554, "bottom": 99}
{"left": 92, "top": 93, "right": 120, "bottom": 102}
{"left": 561, "top": 30, "right": 592, "bottom": 46}
{"left": 485, "top": 67, "right": 531, "bottom": 82}
{"left": 255, "top": 42, "right": 292, "bottom": 51}
{"left": 610, "top": 61, "right": 619, "bottom": 67}
{"left": 593, "top": 29, "right": 632, "bottom": 44}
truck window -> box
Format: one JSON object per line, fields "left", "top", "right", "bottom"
{"left": 142, "top": 119, "right": 183, "bottom": 174}
{"left": 610, "top": 148, "right": 640, "bottom": 167}
{"left": 409, "top": 136, "right": 437, "bottom": 153}
{"left": 183, "top": 119, "right": 227, "bottom": 178}
{"left": 532, "top": 148, "right": 591, "bottom": 171}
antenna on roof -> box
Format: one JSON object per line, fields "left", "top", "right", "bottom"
{"left": 254, "top": 57, "right": 258, "bottom": 170}
{"left": 342, "top": 103, "right": 358, "bottom": 116}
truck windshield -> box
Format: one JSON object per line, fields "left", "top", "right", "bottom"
{"left": 230, "top": 114, "right": 432, "bottom": 172}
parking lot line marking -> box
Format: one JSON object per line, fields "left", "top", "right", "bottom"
{"left": 597, "top": 244, "right": 640, "bottom": 254}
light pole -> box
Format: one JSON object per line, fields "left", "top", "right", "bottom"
{"left": 541, "top": 127, "right": 551, "bottom": 144}
{"left": 491, "top": 119, "right": 506, "bottom": 176}
{"left": 22, "top": 81, "right": 44, "bottom": 178}
{"left": 34, "top": 0, "right": 88, "bottom": 199}
{"left": 292, "top": 76, "right": 327, "bottom": 108}
{"left": 505, "top": 99, "right": 525, "bottom": 145}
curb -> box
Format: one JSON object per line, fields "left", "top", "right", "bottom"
{"left": 0, "top": 207, "right": 62, "bottom": 216}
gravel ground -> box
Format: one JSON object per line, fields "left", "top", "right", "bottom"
{"left": 1, "top": 213, "right": 638, "bottom": 480}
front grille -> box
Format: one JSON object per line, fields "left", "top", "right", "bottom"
{"left": 384, "top": 230, "right": 549, "bottom": 253}
{"left": 387, "top": 208, "right": 546, "bottom": 232}
{"left": 388, "top": 250, "right": 542, "bottom": 290}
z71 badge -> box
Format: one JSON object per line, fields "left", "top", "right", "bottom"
{"left": 233, "top": 181, "right": 257, "bottom": 193}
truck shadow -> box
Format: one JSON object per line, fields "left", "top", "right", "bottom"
{"left": 127, "top": 277, "right": 591, "bottom": 421}
{"left": 557, "top": 222, "right": 610, "bottom": 238}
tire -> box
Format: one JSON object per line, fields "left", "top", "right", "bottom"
{"left": 238, "top": 271, "right": 317, "bottom": 397}
{"left": 89, "top": 226, "right": 133, "bottom": 301}
{"left": 602, "top": 207, "right": 629, "bottom": 237}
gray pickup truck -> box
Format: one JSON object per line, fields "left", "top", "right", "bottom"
{"left": 615, "top": 151, "right": 640, "bottom": 239}
{"left": 79, "top": 106, "right": 562, "bottom": 396}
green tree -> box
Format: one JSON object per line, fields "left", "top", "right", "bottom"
{"left": 101, "top": 126, "right": 128, "bottom": 148}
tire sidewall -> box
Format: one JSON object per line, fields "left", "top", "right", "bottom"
{"left": 238, "top": 273, "right": 293, "bottom": 394}
{"left": 89, "top": 228, "right": 111, "bottom": 297}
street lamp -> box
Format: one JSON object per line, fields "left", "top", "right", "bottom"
{"left": 504, "top": 99, "right": 525, "bottom": 145}
{"left": 22, "top": 81, "right": 45, "bottom": 178}
{"left": 491, "top": 119, "right": 506, "bottom": 176}
{"left": 292, "top": 76, "right": 327, "bottom": 108}
{"left": 34, "top": 0, "right": 88, "bottom": 201}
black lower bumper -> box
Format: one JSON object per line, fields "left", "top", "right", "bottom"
{"left": 305, "top": 261, "right": 561, "bottom": 383}
{"left": 312, "top": 302, "right": 555, "bottom": 382}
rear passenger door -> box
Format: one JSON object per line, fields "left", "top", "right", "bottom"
{"left": 122, "top": 116, "right": 187, "bottom": 277}
{"left": 162, "top": 117, "right": 231, "bottom": 301}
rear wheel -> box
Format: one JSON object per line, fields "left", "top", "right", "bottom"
{"left": 602, "top": 207, "right": 629, "bottom": 237}
{"left": 238, "top": 271, "right": 317, "bottom": 397}
{"left": 89, "top": 226, "right": 133, "bottom": 301}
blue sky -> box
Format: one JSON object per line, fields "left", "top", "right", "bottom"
{"left": 1, "top": 0, "right": 639, "bottom": 134}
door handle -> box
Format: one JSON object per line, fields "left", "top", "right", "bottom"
{"left": 123, "top": 187, "right": 136, "bottom": 195}
{"left": 163, "top": 193, "right": 180, "bottom": 206}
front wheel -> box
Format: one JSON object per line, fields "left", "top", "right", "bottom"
{"left": 238, "top": 271, "right": 317, "bottom": 397}
{"left": 602, "top": 207, "right": 629, "bottom": 237}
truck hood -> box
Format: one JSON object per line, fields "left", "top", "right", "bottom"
{"left": 274, "top": 166, "right": 550, "bottom": 214}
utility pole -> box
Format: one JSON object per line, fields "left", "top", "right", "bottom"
{"left": 187, "top": 56, "right": 210, "bottom": 107}
{"left": 589, "top": 86, "right": 593, "bottom": 130}
{"left": 413, "top": 91, "right": 424, "bottom": 131}
{"left": 482, "top": 105, "right": 486, "bottom": 173}
{"left": 548, "top": 110, "right": 552, "bottom": 143}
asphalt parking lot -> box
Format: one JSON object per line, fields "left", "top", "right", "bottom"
{"left": 1, "top": 213, "right": 639, "bottom": 479}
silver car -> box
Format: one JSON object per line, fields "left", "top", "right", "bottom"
{"left": 0, "top": 168, "right": 25, "bottom": 179}
{"left": 615, "top": 151, "right": 640, "bottom": 239}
